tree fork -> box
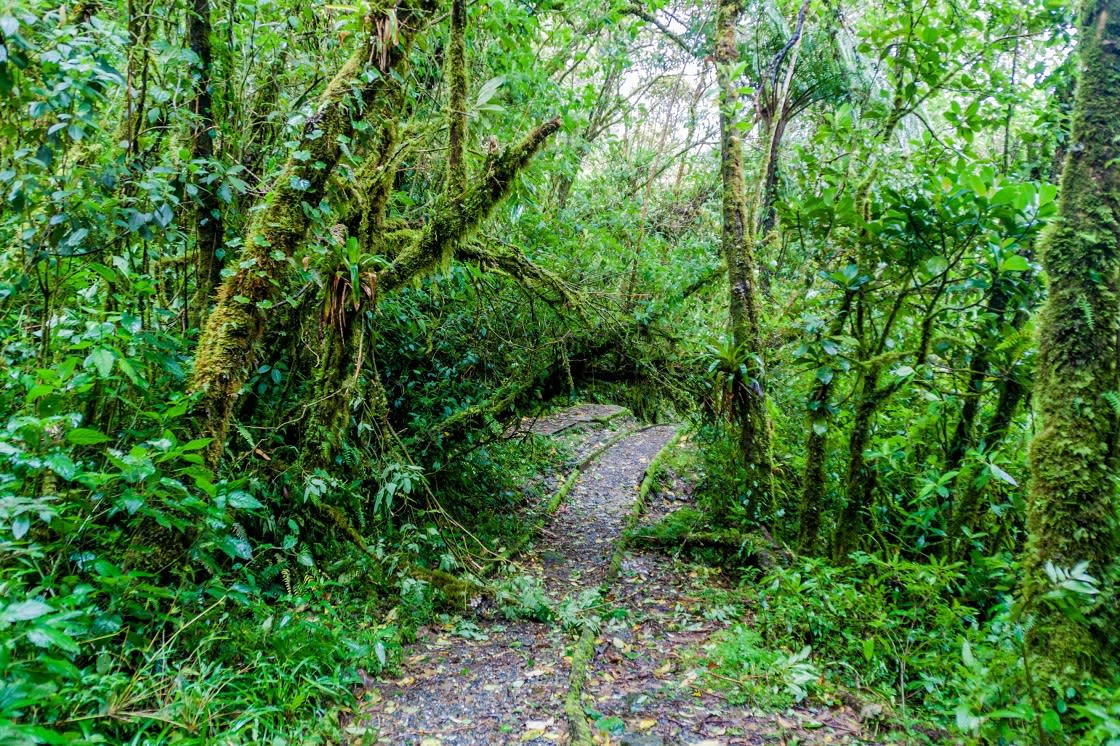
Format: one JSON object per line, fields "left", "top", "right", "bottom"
{"left": 189, "top": 1, "right": 436, "bottom": 465}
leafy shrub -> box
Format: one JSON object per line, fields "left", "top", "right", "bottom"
{"left": 706, "top": 624, "right": 820, "bottom": 708}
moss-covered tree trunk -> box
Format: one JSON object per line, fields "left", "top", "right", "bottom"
{"left": 187, "top": 0, "right": 224, "bottom": 318}
{"left": 831, "top": 359, "right": 882, "bottom": 560}
{"left": 1021, "top": 0, "right": 1120, "bottom": 673}
{"left": 446, "top": 0, "right": 468, "bottom": 196}
{"left": 189, "top": 1, "right": 435, "bottom": 465}
{"left": 798, "top": 289, "right": 854, "bottom": 553}
{"left": 715, "top": 0, "right": 774, "bottom": 516}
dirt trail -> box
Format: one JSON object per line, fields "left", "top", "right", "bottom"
{"left": 354, "top": 407, "right": 870, "bottom": 745}
{"left": 356, "top": 410, "right": 675, "bottom": 744}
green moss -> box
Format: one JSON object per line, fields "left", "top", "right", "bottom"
{"left": 189, "top": 3, "right": 433, "bottom": 462}
{"left": 446, "top": 0, "right": 468, "bottom": 195}
{"left": 715, "top": 0, "right": 774, "bottom": 517}
{"left": 1022, "top": 0, "right": 1120, "bottom": 675}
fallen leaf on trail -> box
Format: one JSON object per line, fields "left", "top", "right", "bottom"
{"left": 526, "top": 718, "right": 555, "bottom": 730}
{"left": 525, "top": 666, "right": 554, "bottom": 678}
{"left": 637, "top": 718, "right": 657, "bottom": 731}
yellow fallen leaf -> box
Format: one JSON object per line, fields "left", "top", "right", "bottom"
{"left": 637, "top": 718, "right": 657, "bottom": 731}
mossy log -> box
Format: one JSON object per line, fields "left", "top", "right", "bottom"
{"left": 631, "top": 529, "right": 789, "bottom": 570}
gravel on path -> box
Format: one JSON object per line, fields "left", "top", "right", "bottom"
{"left": 355, "top": 417, "right": 677, "bottom": 745}
{"left": 353, "top": 410, "right": 874, "bottom": 746}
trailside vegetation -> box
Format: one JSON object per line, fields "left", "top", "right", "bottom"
{"left": 0, "top": 0, "right": 1117, "bottom": 743}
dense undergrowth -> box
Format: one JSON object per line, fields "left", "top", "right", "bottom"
{"left": 0, "top": 374, "right": 565, "bottom": 743}
{"left": 645, "top": 430, "right": 1120, "bottom": 744}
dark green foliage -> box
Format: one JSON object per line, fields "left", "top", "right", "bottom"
{"left": 3, "top": 0, "right": 1120, "bottom": 742}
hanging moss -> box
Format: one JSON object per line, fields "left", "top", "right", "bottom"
{"left": 1022, "top": 0, "right": 1120, "bottom": 676}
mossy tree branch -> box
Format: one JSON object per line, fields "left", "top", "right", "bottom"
{"left": 457, "top": 238, "right": 583, "bottom": 313}
{"left": 189, "top": 0, "right": 436, "bottom": 465}
{"left": 377, "top": 116, "right": 563, "bottom": 294}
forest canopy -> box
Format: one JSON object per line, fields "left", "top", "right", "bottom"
{"left": 0, "top": 0, "right": 1118, "bottom": 743}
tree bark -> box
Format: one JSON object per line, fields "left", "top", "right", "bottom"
{"left": 187, "top": 0, "right": 225, "bottom": 318}
{"left": 715, "top": 0, "right": 774, "bottom": 517}
{"left": 446, "top": 0, "right": 468, "bottom": 196}
{"left": 1021, "top": 0, "right": 1120, "bottom": 674}
{"left": 798, "top": 289, "right": 854, "bottom": 553}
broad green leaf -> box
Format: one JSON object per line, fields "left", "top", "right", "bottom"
{"left": 2, "top": 600, "right": 53, "bottom": 623}
{"left": 88, "top": 348, "right": 115, "bottom": 378}
{"left": 66, "top": 428, "right": 111, "bottom": 445}
{"left": 989, "top": 463, "right": 1018, "bottom": 487}
{"left": 227, "top": 491, "right": 264, "bottom": 510}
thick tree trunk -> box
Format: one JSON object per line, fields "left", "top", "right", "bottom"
{"left": 715, "top": 0, "right": 774, "bottom": 517}
{"left": 1021, "top": 0, "right": 1120, "bottom": 674}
